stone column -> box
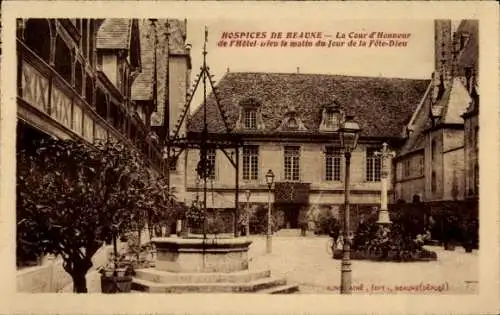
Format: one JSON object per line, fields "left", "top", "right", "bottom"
{"left": 375, "top": 143, "right": 395, "bottom": 224}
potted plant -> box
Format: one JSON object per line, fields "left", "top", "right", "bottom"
{"left": 99, "top": 251, "right": 133, "bottom": 294}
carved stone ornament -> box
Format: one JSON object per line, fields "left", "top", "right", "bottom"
{"left": 277, "top": 105, "right": 307, "bottom": 131}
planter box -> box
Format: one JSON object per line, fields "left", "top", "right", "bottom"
{"left": 100, "top": 275, "right": 132, "bottom": 293}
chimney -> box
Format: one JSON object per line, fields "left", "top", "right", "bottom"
{"left": 434, "top": 20, "right": 452, "bottom": 89}
{"left": 226, "top": 67, "right": 230, "bottom": 73}
{"left": 296, "top": 67, "right": 300, "bottom": 74}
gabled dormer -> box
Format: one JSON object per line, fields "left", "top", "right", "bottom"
{"left": 277, "top": 105, "right": 307, "bottom": 131}
{"left": 96, "top": 19, "right": 141, "bottom": 97}
{"left": 235, "top": 98, "right": 265, "bottom": 131}
{"left": 319, "top": 101, "right": 343, "bottom": 132}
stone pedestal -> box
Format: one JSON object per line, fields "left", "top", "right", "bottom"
{"left": 131, "top": 236, "right": 299, "bottom": 293}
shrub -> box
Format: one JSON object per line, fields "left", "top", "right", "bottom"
{"left": 314, "top": 209, "right": 341, "bottom": 235}
{"left": 249, "top": 205, "right": 277, "bottom": 234}
{"left": 345, "top": 209, "right": 437, "bottom": 262}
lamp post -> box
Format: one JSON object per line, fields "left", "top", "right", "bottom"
{"left": 245, "top": 189, "right": 251, "bottom": 237}
{"left": 265, "top": 169, "right": 275, "bottom": 254}
{"left": 339, "top": 115, "right": 361, "bottom": 295}
{"left": 375, "top": 142, "right": 396, "bottom": 225}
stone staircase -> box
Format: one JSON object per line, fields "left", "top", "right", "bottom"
{"left": 131, "top": 269, "right": 299, "bottom": 294}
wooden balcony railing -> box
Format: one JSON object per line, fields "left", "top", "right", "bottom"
{"left": 17, "top": 39, "right": 166, "bottom": 175}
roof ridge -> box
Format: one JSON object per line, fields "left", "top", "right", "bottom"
{"left": 225, "top": 71, "right": 431, "bottom": 82}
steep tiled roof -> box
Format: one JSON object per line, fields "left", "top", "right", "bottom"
{"left": 131, "top": 19, "right": 189, "bottom": 124}
{"left": 187, "top": 72, "right": 430, "bottom": 138}
{"left": 96, "top": 19, "right": 132, "bottom": 49}
{"left": 132, "top": 69, "right": 154, "bottom": 101}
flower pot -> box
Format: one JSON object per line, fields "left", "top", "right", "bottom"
{"left": 100, "top": 275, "right": 133, "bottom": 293}
{"left": 116, "top": 268, "right": 127, "bottom": 277}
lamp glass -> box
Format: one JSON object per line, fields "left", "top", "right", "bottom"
{"left": 340, "top": 116, "right": 361, "bottom": 152}
{"left": 265, "top": 169, "right": 275, "bottom": 186}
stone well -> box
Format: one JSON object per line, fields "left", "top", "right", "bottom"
{"left": 151, "top": 237, "right": 253, "bottom": 273}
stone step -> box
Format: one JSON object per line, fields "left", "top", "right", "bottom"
{"left": 257, "top": 284, "right": 300, "bottom": 294}
{"left": 132, "top": 276, "right": 287, "bottom": 293}
{"left": 134, "top": 269, "right": 271, "bottom": 284}
{"left": 274, "top": 229, "right": 301, "bottom": 237}
{"left": 275, "top": 229, "right": 316, "bottom": 237}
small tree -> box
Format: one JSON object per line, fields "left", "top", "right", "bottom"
{"left": 17, "top": 138, "right": 151, "bottom": 293}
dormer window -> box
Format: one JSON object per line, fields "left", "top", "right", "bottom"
{"left": 243, "top": 108, "right": 257, "bottom": 129}
{"left": 319, "top": 104, "right": 343, "bottom": 132}
{"left": 325, "top": 111, "right": 340, "bottom": 130}
{"left": 236, "top": 98, "right": 265, "bottom": 131}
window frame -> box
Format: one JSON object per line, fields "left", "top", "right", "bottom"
{"left": 324, "top": 146, "right": 342, "bottom": 182}
{"left": 284, "top": 146, "right": 301, "bottom": 182}
{"left": 366, "top": 147, "right": 381, "bottom": 182}
{"left": 242, "top": 145, "right": 259, "bottom": 181}
{"left": 325, "top": 110, "right": 340, "bottom": 130}
{"left": 207, "top": 148, "right": 216, "bottom": 180}
{"left": 243, "top": 108, "right": 257, "bottom": 130}
{"left": 431, "top": 170, "right": 437, "bottom": 193}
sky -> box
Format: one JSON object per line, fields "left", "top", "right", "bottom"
{"left": 185, "top": 19, "right": 436, "bottom": 111}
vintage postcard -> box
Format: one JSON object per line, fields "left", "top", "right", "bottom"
{"left": 1, "top": 1, "right": 499, "bottom": 315}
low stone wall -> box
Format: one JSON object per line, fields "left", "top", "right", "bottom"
{"left": 16, "top": 243, "right": 125, "bottom": 293}
{"left": 16, "top": 259, "right": 72, "bottom": 293}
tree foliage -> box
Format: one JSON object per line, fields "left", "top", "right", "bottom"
{"left": 17, "top": 137, "right": 177, "bottom": 292}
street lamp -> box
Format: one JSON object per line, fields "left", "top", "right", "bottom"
{"left": 245, "top": 189, "right": 251, "bottom": 237}
{"left": 265, "top": 169, "right": 275, "bottom": 254}
{"left": 339, "top": 115, "right": 361, "bottom": 295}
{"left": 375, "top": 142, "right": 396, "bottom": 225}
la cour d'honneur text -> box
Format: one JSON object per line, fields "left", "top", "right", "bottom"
{"left": 219, "top": 31, "right": 411, "bottom": 48}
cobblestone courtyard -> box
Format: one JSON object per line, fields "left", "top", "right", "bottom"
{"left": 65, "top": 236, "right": 478, "bottom": 294}
{"left": 247, "top": 236, "right": 479, "bottom": 294}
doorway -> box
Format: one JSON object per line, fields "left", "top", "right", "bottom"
{"left": 284, "top": 204, "right": 300, "bottom": 228}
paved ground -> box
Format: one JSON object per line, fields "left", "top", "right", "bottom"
{"left": 67, "top": 236, "right": 478, "bottom": 294}
{"left": 247, "top": 236, "right": 479, "bottom": 294}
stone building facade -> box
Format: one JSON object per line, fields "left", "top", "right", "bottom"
{"left": 394, "top": 19, "right": 478, "bottom": 204}
{"left": 185, "top": 72, "right": 429, "bottom": 232}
